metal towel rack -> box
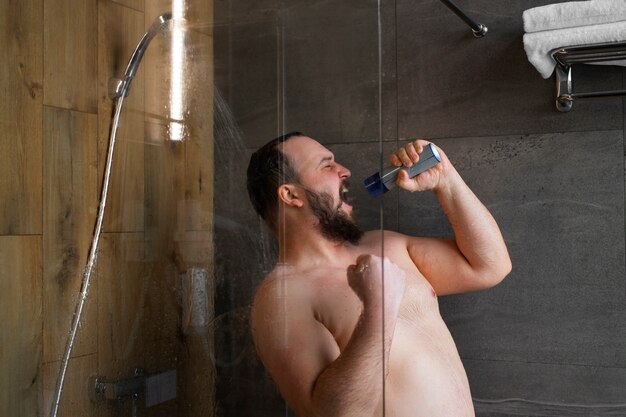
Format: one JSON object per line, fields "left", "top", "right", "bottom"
{"left": 551, "top": 40, "right": 626, "bottom": 112}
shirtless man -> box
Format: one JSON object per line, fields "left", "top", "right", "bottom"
{"left": 246, "top": 132, "right": 511, "bottom": 417}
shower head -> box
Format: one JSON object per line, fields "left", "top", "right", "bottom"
{"left": 112, "top": 12, "right": 177, "bottom": 99}
{"left": 152, "top": 12, "right": 174, "bottom": 35}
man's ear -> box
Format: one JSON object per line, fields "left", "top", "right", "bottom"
{"left": 278, "top": 184, "right": 304, "bottom": 208}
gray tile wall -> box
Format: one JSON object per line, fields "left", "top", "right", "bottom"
{"left": 214, "top": 0, "right": 626, "bottom": 415}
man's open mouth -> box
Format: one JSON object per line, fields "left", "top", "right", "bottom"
{"left": 340, "top": 182, "right": 351, "bottom": 205}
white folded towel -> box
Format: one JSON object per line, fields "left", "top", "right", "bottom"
{"left": 524, "top": 0, "right": 626, "bottom": 33}
{"left": 524, "top": 21, "right": 626, "bottom": 78}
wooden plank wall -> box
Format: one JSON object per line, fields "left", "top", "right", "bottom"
{"left": 0, "top": 1, "right": 214, "bottom": 416}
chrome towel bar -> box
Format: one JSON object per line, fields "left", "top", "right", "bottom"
{"left": 551, "top": 40, "right": 626, "bottom": 112}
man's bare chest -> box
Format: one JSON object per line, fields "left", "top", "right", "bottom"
{"left": 311, "top": 267, "right": 440, "bottom": 350}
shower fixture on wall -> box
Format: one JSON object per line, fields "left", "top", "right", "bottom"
{"left": 49, "top": 11, "right": 183, "bottom": 417}
{"left": 110, "top": 13, "right": 174, "bottom": 99}
{"left": 439, "top": 0, "right": 487, "bottom": 38}
{"left": 109, "top": 9, "right": 188, "bottom": 140}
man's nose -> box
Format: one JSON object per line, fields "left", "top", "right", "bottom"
{"left": 338, "top": 164, "right": 351, "bottom": 179}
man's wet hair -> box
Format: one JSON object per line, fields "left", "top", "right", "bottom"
{"left": 247, "top": 131, "right": 304, "bottom": 230}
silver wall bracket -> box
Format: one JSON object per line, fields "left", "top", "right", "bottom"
{"left": 555, "top": 65, "right": 573, "bottom": 112}
{"left": 107, "top": 77, "right": 126, "bottom": 100}
{"left": 90, "top": 368, "right": 146, "bottom": 403}
{"left": 439, "top": 0, "right": 488, "bottom": 38}
{"left": 89, "top": 368, "right": 177, "bottom": 407}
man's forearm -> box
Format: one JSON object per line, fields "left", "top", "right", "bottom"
{"left": 309, "top": 308, "right": 394, "bottom": 417}
{"left": 435, "top": 167, "right": 511, "bottom": 281}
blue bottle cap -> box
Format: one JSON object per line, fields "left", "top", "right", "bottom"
{"left": 364, "top": 172, "right": 387, "bottom": 197}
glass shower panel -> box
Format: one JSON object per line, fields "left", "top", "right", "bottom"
{"left": 95, "top": 1, "right": 215, "bottom": 416}
{"left": 0, "top": 0, "right": 388, "bottom": 414}
{"left": 213, "top": 0, "right": 384, "bottom": 416}
{"left": 44, "top": 1, "right": 215, "bottom": 416}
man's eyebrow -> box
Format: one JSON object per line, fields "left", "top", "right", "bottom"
{"left": 317, "top": 155, "right": 333, "bottom": 167}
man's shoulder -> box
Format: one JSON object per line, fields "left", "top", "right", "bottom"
{"left": 250, "top": 267, "right": 318, "bottom": 337}
{"left": 253, "top": 266, "right": 311, "bottom": 307}
{"left": 258, "top": 264, "right": 302, "bottom": 287}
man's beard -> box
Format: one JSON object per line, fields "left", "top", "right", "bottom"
{"left": 304, "top": 188, "right": 364, "bottom": 245}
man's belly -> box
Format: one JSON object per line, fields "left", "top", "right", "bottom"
{"left": 384, "top": 316, "right": 475, "bottom": 417}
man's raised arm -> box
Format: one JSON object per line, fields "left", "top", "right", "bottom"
{"left": 392, "top": 140, "right": 511, "bottom": 295}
